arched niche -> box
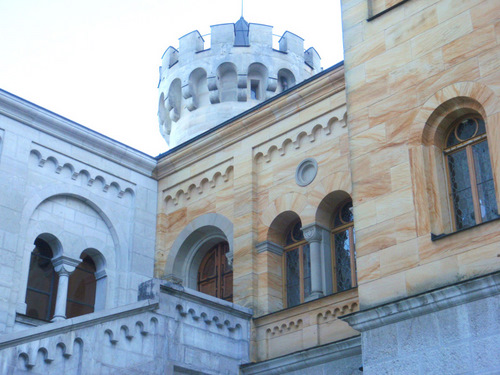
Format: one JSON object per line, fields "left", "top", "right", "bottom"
{"left": 315, "top": 190, "right": 352, "bottom": 229}
{"left": 158, "top": 93, "right": 171, "bottom": 141}
{"left": 168, "top": 78, "right": 182, "bottom": 122}
{"left": 247, "top": 63, "right": 268, "bottom": 100}
{"left": 188, "top": 68, "right": 209, "bottom": 110}
{"left": 217, "top": 62, "right": 238, "bottom": 102}
{"left": 267, "top": 210, "right": 301, "bottom": 246}
{"left": 165, "top": 213, "right": 233, "bottom": 289}
{"left": 277, "top": 68, "right": 295, "bottom": 93}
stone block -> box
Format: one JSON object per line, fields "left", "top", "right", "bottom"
{"left": 411, "top": 11, "right": 473, "bottom": 58}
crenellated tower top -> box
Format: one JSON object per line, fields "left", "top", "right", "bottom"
{"left": 158, "top": 18, "right": 321, "bottom": 147}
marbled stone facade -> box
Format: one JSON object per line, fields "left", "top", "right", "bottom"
{"left": 1, "top": 0, "right": 500, "bottom": 373}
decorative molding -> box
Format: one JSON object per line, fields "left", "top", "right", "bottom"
{"left": 341, "top": 271, "right": 500, "bottom": 332}
{"left": 155, "top": 64, "right": 346, "bottom": 178}
{"left": 175, "top": 304, "right": 242, "bottom": 332}
{"left": 256, "top": 241, "right": 283, "bottom": 256}
{"left": 253, "top": 113, "right": 346, "bottom": 164}
{"left": 301, "top": 223, "right": 328, "bottom": 243}
{"left": 0, "top": 300, "right": 159, "bottom": 350}
{"left": 159, "top": 281, "right": 253, "bottom": 320}
{"left": 163, "top": 160, "right": 233, "bottom": 209}
{"left": 0, "top": 89, "right": 156, "bottom": 177}
{"left": 295, "top": 158, "right": 318, "bottom": 187}
{"left": 266, "top": 319, "right": 303, "bottom": 338}
{"left": 240, "top": 336, "right": 361, "bottom": 375}
{"left": 317, "top": 301, "right": 359, "bottom": 324}
{"left": 29, "top": 145, "right": 136, "bottom": 199}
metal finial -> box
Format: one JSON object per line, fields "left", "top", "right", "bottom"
{"left": 241, "top": 0, "right": 244, "bottom": 18}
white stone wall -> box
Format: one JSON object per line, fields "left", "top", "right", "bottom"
{"left": 0, "top": 89, "right": 157, "bottom": 333}
{"left": 158, "top": 21, "right": 321, "bottom": 147}
{"left": 343, "top": 272, "right": 500, "bottom": 375}
{"left": 0, "top": 280, "right": 252, "bottom": 375}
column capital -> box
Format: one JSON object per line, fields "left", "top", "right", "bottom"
{"left": 255, "top": 241, "right": 283, "bottom": 256}
{"left": 52, "top": 256, "right": 80, "bottom": 275}
{"left": 301, "top": 223, "right": 328, "bottom": 243}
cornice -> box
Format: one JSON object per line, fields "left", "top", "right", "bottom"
{"left": 0, "top": 89, "right": 156, "bottom": 177}
{"left": 155, "top": 64, "right": 345, "bottom": 179}
{"left": 0, "top": 299, "right": 159, "bottom": 349}
{"left": 240, "top": 336, "right": 361, "bottom": 375}
{"left": 341, "top": 271, "right": 500, "bottom": 332}
{"left": 160, "top": 280, "right": 253, "bottom": 320}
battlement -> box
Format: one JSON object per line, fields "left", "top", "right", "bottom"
{"left": 158, "top": 18, "right": 321, "bottom": 147}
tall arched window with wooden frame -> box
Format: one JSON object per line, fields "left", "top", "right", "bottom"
{"left": 25, "top": 238, "right": 59, "bottom": 321}
{"left": 331, "top": 200, "right": 356, "bottom": 293}
{"left": 445, "top": 116, "right": 499, "bottom": 230}
{"left": 283, "top": 221, "right": 311, "bottom": 308}
{"left": 197, "top": 242, "right": 233, "bottom": 302}
{"left": 66, "top": 254, "right": 97, "bottom": 319}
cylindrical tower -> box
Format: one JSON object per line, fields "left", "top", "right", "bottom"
{"left": 158, "top": 17, "right": 321, "bottom": 147}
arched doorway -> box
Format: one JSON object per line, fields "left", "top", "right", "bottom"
{"left": 197, "top": 242, "right": 233, "bottom": 302}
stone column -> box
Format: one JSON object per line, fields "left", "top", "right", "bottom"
{"left": 51, "top": 256, "right": 80, "bottom": 322}
{"left": 302, "top": 223, "right": 325, "bottom": 300}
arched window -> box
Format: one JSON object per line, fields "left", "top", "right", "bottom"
{"left": 197, "top": 242, "right": 233, "bottom": 302}
{"left": 25, "top": 238, "right": 58, "bottom": 321}
{"left": 284, "top": 221, "right": 311, "bottom": 307}
{"left": 445, "top": 116, "right": 499, "bottom": 230}
{"left": 66, "top": 254, "right": 96, "bottom": 318}
{"left": 332, "top": 200, "right": 356, "bottom": 293}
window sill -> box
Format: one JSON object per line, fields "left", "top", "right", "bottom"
{"left": 431, "top": 215, "right": 500, "bottom": 241}
{"left": 255, "top": 287, "right": 358, "bottom": 321}
{"left": 15, "top": 313, "right": 51, "bottom": 327}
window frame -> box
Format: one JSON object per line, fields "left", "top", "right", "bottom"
{"left": 25, "top": 239, "right": 59, "bottom": 321}
{"left": 330, "top": 200, "right": 357, "bottom": 293}
{"left": 443, "top": 115, "right": 498, "bottom": 231}
{"left": 282, "top": 238, "right": 311, "bottom": 307}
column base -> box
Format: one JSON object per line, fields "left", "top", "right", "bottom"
{"left": 305, "top": 292, "right": 324, "bottom": 302}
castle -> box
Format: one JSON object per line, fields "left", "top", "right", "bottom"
{"left": 0, "top": 1, "right": 499, "bottom": 374}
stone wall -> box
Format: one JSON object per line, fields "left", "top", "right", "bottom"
{"left": 342, "top": 271, "right": 500, "bottom": 374}
{"left": 0, "top": 280, "right": 252, "bottom": 375}
{"left": 0, "top": 89, "right": 157, "bottom": 333}
{"left": 341, "top": 0, "right": 500, "bottom": 309}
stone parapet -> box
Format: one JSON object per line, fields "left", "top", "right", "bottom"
{"left": 158, "top": 19, "right": 322, "bottom": 147}
{"left": 0, "top": 279, "right": 253, "bottom": 374}
{"left": 253, "top": 289, "right": 359, "bottom": 361}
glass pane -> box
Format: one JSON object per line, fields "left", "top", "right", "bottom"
{"left": 448, "top": 149, "right": 475, "bottom": 229}
{"left": 447, "top": 118, "right": 479, "bottom": 147}
{"left": 335, "top": 229, "right": 352, "bottom": 292}
{"left": 66, "top": 301, "right": 94, "bottom": 319}
{"left": 302, "top": 244, "right": 311, "bottom": 300}
{"left": 286, "top": 248, "right": 300, "bottom": 307}
{"left": 473, "top": 141, "right": 499, "bottom": 222}
{"left": 26, "top": 244, "right": 58, "bottom": 320}
{"left": 25, "top": 289, "right": 50, "bottom": 320}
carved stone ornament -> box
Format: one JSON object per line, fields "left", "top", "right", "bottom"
{"left": 295, "top": 158, "right": 318, "bottom": 187}
{"left": 301, "top": 223, "right": 323, "bottom": 243}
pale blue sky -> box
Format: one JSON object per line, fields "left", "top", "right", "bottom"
{"left": 0, "top": 0, "right": 343, "bottom": 156}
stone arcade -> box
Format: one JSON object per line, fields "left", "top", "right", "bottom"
{"left": 1, "top": 1, "right": 500, "bottom": 374}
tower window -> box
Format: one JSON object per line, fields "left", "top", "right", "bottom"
{"left": 250, "top": 80, "right": 260, "bottom": 100}
{"left": 445, "top": 116, "right": 498, "bottom": 230}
